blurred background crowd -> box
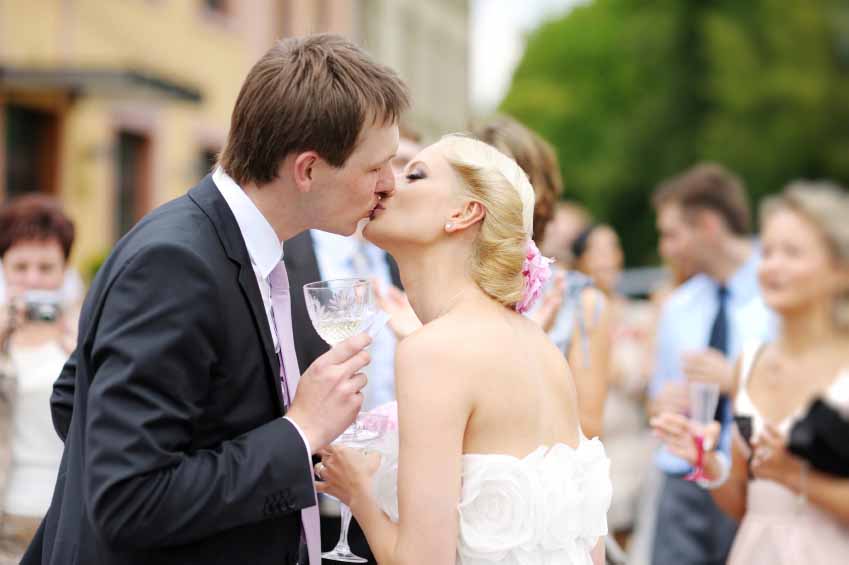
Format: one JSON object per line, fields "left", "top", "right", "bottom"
{"left": 0, "top": 1, "right": 848, "bottom": 564}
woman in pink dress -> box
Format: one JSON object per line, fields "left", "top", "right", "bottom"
{"left": 653, "top": 181, "right": 849, "bottom": 565}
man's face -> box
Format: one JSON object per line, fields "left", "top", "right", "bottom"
{"left": 308, "top": 120, "right": 399, "bottom": 235}
{"left": 657, "top": 203, "right": 701, "bottom": 275}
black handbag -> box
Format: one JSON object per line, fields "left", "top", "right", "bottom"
{"left": 787, "top": 398, "right": 849, "bottom": 477}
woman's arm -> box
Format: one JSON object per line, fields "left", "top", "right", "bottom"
{"left": 752, "top": 423, "right": 849, "bottom": 526}
{"left": 567, "top": 288, "right": 610, "bottom": 438}
{"left": 320, "top": 330, "right": 470, "bottom": 565}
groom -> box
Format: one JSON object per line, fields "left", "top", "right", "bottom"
{"left": 23, "top": 34, "right": 409, "bottom": 565}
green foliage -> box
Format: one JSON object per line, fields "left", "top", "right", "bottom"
{"left": 500, "top": 0, "right": 849, "bottom": 265}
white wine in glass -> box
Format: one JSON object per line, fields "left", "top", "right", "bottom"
{"left": 303, "top": 278, "right": 376, "bottom": 346}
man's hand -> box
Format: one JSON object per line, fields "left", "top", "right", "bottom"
{"left": 286, "top": 333, "right": 372, "bottom": 451}
{"left": 683, "top": 348, "right": 735, "bottom": 393}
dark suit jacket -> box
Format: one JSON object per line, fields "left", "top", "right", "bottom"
{"left": 23, "top": 176, "right": 315, "bottom": 565}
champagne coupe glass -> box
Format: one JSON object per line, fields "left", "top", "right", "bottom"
{"left": 303, "top": 278, "right": 376, "bottom": 346}
{"left": 321, "top": 412, "right": 389, "bottom": 562}
{"left": 684, "top": 381, "right": 721, "bottom": 482}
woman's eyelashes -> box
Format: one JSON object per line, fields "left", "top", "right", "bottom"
{"left": 405, "top": 169, "right": 426, "bottom": 182}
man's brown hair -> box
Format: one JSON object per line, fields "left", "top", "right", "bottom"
{"left": 652, "top": 163, "right": 751, "bottom": 236}
{"left": 219, "top": 34, "right": 410, "bottom": 186}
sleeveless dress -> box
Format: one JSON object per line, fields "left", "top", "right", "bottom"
{"left": 729, "top": 343, "right": 849, "bottom": 565}
{"left": 370, "top": 431, "right": 612, "bottom": 564}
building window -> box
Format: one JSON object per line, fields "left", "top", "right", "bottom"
{"left": 4, "top": 104, "right": 59, "bottom": 199}
{"left": 203, "top": 0, "right": 229, "bottom": 16}
{"left": 115, "top": 130, "right": 151, "bottom": 238}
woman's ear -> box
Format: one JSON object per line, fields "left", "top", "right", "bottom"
{"left": 291, "top": 151, "right": 320, "bottom": 193}
{"left": 445, "top": 201, "right": 486, "bottom": 233}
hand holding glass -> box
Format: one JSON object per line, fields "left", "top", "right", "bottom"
{"left": 684, "top": 381, "right": 720, "bottom": 482}
{"left": 320, "top": 412, "right": 389, "bottom": 563}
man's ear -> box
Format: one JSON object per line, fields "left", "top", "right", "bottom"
{"left": 291, "top": 151, "right": 320, "bottom": 193}
{"left": 445, "top": 200, "right": 486, "bottom": 233}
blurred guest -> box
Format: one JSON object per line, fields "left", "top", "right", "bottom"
{"left": 653, "top": 181, "right": 849, "bottom": 564}
{"left": 541, "top": 201, "right": 591, "bottom": 269}
{"left": 0, "top": 263, "right": 84, "bottom": 306}
{"left": 472, "top": 115, "right": 611, "bottom": 441}
{"left": 0, "top": 195, "right": 78, "bottom": 558}
{"left": 574, "top": 224, "right": 655, "bottom": 548}
{"left": 648, "top": 163, "right": 774, "bottom": 565}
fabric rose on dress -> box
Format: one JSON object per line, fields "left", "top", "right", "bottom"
{"left": 458, "top": 456, "right": 542, "bottom": 563}
{"left": 515, "top": 239, "right": 554, "bottom": 314}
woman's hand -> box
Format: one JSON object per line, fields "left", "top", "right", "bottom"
{"left": 315, "top": 445, "right": 382, "bottom": 507}
{"left": 751, "top": 423, "right": 803, "bottom": 486}
{"left": 372, "top": 279, "right": 422, "bottom": 339}
{"left": 527, "top": 270, "right": 565, "bottom": 332}
{"left": 651, "top": 412, "right": 721, "bottom": 464}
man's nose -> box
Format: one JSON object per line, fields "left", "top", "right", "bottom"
{"left": 378, "top": 166, "right": 396, "bottom": 198}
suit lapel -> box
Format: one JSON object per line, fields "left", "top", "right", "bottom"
{"left": 188, "top": 176, "right": 285, "bottom": 412}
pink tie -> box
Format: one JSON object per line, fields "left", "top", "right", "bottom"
{"left": 268, "top": 260, "right": 320, "bottom": 565}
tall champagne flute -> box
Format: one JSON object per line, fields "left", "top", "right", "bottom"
{"left": 685, "top": 381, "right": 720, "bottom": 482}
{"left": 303, "top": 278, "right": 378, "bottom": 562}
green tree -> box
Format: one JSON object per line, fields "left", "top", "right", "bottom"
{"left": 500, "top": 0, "right": 849, "bottom": 265}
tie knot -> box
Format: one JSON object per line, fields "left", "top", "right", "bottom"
{"left": 268, "top": 260, "right": 289, "bottom": 294}
{"left": 717, "top": 285, "right": 729, "bottom": 301}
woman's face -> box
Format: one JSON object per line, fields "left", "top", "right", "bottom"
{"left": 2, "top": 238, "right": 66, "bottom": 297}
{"left": 364, "top": 141, "right": 463, "bottom": 250}
{"left": 758, "top": 208, "right": 845, "bottom": 317}
{"left": 579, "top": 226, "right": 623, "bottom": 294}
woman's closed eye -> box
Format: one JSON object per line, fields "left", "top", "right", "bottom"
{"left": 406, "top": 169, "right": 426, "bottom": 182}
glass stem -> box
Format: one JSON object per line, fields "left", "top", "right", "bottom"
{"left": 336, "top": 503, "right": 354, "bottom": 552}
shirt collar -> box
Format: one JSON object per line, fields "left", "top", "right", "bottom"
{"left": 718, "top": 242, "right": 761, "bottom": 302}
{"left": 212, "top": 167, "right": 282, "bottom": 279}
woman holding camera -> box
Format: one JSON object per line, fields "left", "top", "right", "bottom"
{"left": 652, "top": 182, "right": 849, "bottom": 564}
{"left": 0, "top": 195, "right": 78, "bottom": 558}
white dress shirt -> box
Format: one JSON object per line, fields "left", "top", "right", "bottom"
{"left": 212, "top": 167, "right": 312, "bottom": 455}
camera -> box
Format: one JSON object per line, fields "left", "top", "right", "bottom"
{"left": 22, "top": 290, "right": 63, "bottom": 323}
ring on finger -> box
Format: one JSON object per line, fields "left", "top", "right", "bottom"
{"left": 315, "top": 461, "right": 326, "bottom": 479}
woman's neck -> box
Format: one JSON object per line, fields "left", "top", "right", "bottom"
{"left": 778, "top": 300, "right": 842, "bottom": 356}
{"left": 394, "top": 243, "right": 486, "bottom": 324}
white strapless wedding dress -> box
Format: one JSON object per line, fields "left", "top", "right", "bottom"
{"left": 371, "top": 432, "right": 613, "bottom": 565}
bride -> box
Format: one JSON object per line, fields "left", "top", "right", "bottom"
{"left": 315, "top": 135, "right": 612, "bottom": 565}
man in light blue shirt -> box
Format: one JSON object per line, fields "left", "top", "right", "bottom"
{"left": 648, "top": 164, "right": 774, "bottom": 565}
{"left": 311, "top": 228, "right": 399, "bottom": 410}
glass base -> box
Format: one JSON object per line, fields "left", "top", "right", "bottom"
{"left": 321, "top": 548, "right": 368, "bottom": 563}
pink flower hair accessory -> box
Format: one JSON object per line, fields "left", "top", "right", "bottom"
{"left": 515, "top": 239, "right": 554, "bottom": 314}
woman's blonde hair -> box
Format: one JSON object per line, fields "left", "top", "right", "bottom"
{"left": 438, "top": 134, "right": 535, "bottom": 308}
{"left": 471, "top": 116, "right": 563, "bottom": 244}
{"left": 760, "top": 181, "right": 849, "bottom": 329}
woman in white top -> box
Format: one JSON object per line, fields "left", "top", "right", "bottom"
{"left": 653, "top": 182, "right": 849, "bottom": 565}
{"left": 315, "top": 135, "right": 611, "bottom": 565}
{"left": 0, "top": 195, "right": 78, "bottom": 558}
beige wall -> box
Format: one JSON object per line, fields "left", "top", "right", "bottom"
{"left": 0, "top": 0, "right": 469, "bottom": 278}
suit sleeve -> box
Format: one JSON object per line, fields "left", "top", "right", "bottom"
{"left": 84, "top": 243, "right": 315, "bottom": 549}
{"left": 51, "top": 348, "right": 78, "bottom": 441}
